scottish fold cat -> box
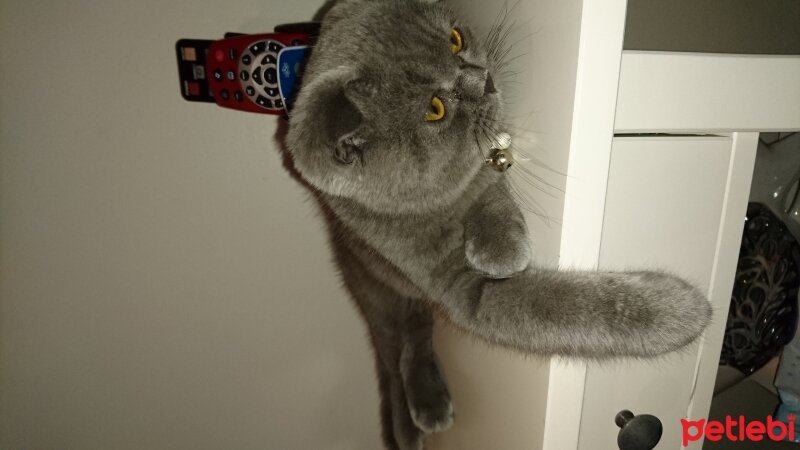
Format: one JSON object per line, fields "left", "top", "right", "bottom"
{"left": 278, "top": 0, "right": 712, "bottom": 448}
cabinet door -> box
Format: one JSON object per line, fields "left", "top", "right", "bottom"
{"left": 578, "top": 136, "right": 739, "bottom": 449}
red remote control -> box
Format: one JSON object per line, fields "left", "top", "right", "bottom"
{"left": 176, "top": 26, "right": 318, "bottom": 115}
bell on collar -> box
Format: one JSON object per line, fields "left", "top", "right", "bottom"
{"left": 486, "top": 132, "right": 513, "bottom": 172}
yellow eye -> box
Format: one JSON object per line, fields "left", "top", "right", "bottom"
{"left": 450, "top": 28, "right": 463, "bottom": 54}
{"left": 425, "top": 96, "right": 446, "bottom": 122}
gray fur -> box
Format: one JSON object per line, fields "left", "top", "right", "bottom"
{"left": 280, "top": 0, "right": 711, "bottom": 448}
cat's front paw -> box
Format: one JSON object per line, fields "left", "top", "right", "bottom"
{"left": 629, "top": 271, "right": 712, "bottom": 353}
{"left": 465, "top": 232, "right": 531, "bottom": 279}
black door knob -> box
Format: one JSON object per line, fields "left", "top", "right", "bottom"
{"left": 615, "top": 410, "right": 663, "bottom": 450}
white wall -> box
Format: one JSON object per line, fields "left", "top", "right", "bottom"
{"left": 1, "top": 1, "right": 381, "bottom": 449}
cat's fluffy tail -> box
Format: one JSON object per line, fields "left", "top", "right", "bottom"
{"left": 441, "top": 269, "right": 712, "bottom": 358}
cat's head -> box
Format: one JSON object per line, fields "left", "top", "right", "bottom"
{"left": 287, "top": 0, "right": 505, "bottom": 213}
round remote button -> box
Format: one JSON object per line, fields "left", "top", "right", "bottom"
{"left": 226, "top": 71, "right": 236, "bottom": 81}
{"left": 213, "top": 69, "right": 223, "bottom": 81}
{"left": 220, "top": 89, "right": 230, "bottom": 100}
{"left": 252, "top": 66, "right": 263, "bottom": 85}
{"left": 240, "top": 71, "right": 249, "bottom": 81}
{"left": 214, "top": 49, "right": 225, "bottom": 62}
{"left": 268, "top": 42, "right": 282, "bottom": 52}
{"left": 265, "top": 67, "right": 277, "bottom": 85}
{"left": 261, "top": 55, "right": 277, "bottom": 65}
{"left": 234, "top": 91, "right": 243, "bottom": 102}
{"left": 266, "top": 87, "right": 279, "bottom": 97}
{"left": 255, "top": 95, "right": 273, "bottom": 108}
{"left": 245, "top": 86, "right": 256, "bottom": 96}
{"left": 249, "top": 43, "right": 265, "bottom": 55}
{"left": 228, "top": 49, "right": 237, "bottom": 60}
{"left": 242, "top": 55, "right": 252, "bottom": 65}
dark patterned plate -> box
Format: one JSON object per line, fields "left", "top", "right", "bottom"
{"left": 720, "top": 203, "right": 800, "bottom": 374}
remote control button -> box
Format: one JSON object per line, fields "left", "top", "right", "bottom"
{"left": 274, "top": 98, "right": 284, "bottom": 109}
{"left": 245, "top": 86, "right": 256, "bottom": 96}
{"left": 214, "top": 49, "right": 225, "bottom": 62}
{"left": 240, "top": 71, "right": 249, "bottom": 81}
{"left": 261, "top": 54, "right": 277, "bottom": 65}
{"left": 252, "top": 66, "right": 263, "bottom": 85}
{"left": 228, "top": 48, "right": 237, "bottom": 60}
{"left": 213, "top": 69, "right": 223, "bottom": 81}
{"left": 186, "top": 81, "right": 201, "bottom": 96}
{"left": 264, "top": 67, "right": 277, "bottom": 85}
{"left": 220, "top": 89, "right": 230, "bottom": 100}
{"left": 242, "top": 54, "right": 252, "bottom": 65}
{"left": 226, "top": 70, "right": 235, "bottom": 81}
{"left": 249, "top": 42, "right": 265, "bottom": 55}
{"left": 268, "top": 41, "right": 282, "bottom": 52}
{"left": 255, "top": 95, "right": 273, "bottom": 108}
{"left": 266, "top": 87, "right": 279, "bottom": 97}
{"left": 192, "top": 64, "right": 206, "bottom": 80}
{"left": 234, "top": 91, "right": 243, "bottom": 102}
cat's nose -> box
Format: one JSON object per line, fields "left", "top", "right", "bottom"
{"left": 484, "top": 72, "right": 496, "bottom": 95}
{"left": 459, "top": 64, "right": 493, "bottom": 99}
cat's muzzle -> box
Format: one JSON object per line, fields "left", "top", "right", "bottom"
{"left": 485, "top": 132, "right": 513, "bottom": 172}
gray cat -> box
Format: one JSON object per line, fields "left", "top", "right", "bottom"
{"left": 278, "top": 0, "right": 712, "bottom": 448}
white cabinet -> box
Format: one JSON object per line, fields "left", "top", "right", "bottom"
{"left": 578, "top": 136, "right": 751, "bottom": 449}
{"left": 541, "top": 16, "right": 797, "bottom": 450}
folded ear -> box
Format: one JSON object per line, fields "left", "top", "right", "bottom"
{"left": 287, "top": 66, "right": 374, "bottom": 164}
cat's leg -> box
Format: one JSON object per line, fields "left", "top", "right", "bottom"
{"left": 360, "top": 292, "right": 453, "bottom": 449}
{"left": 359, "top": 292, "right": 426, "bottom": 450}
{"left": 374, "top": 359, "right": 400, "bottom": 450}
{"left": 397, "top": 303, "right": 454, "bottom": 433}
{"left": 449, "top": 179, "right": 712, "bottom": 357}
{"left": 436, "top": 263, "right": 711, "bottom": 358}
{"left": 336, "top": 243, "right": 451, "bottom": 449}
{"left": 464, "top": 179, "right": 531, "bottom": 279}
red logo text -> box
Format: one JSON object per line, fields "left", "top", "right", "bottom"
{"left": 681, "top": 415, "right": 796, "bottom": 446}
